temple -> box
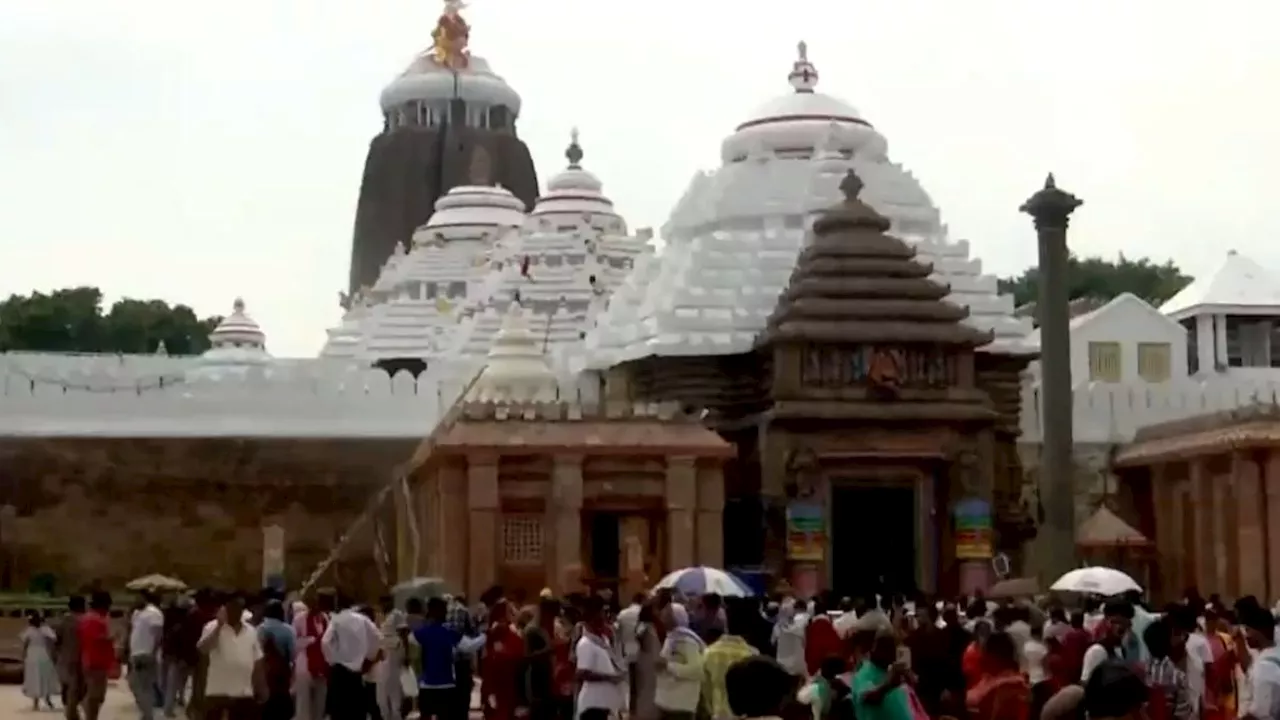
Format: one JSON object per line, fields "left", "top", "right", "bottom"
{"left": 7, "top": 16, "right": 1280, "bottom": 597}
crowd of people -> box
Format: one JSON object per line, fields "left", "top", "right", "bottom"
{"left": 17, "top": 581, "right": 1280, "bottom": 720}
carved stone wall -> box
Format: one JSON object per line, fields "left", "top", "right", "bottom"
{"left": 0, "top": 437, "right": 414, "bottom": 596}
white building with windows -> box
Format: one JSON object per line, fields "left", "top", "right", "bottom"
{"left": 1161, "top": 249, "right": 1280, "bottom": 376}
{"left": 1019, "top": 249, "right": 1280, "bottom": 444}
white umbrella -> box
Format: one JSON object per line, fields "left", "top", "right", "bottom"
{"left": 1049, "top": 567, "right": 1141, "bottom": 596}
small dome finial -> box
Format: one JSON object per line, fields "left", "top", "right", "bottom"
{"left": 232, "top": 297, "right": 246, "bottom": 314}
{"left": 788, "top": 40, "right": 819, "bottom": 93}
{"left": 565, "top": 127, "right": 584, "bottom": 168}
{"left": 839, "top": 169, "right": 864, "bottom": 201}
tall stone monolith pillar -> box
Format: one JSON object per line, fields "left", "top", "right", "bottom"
{"left": 1020, "top": 174, "right": 1083, "bottom": 580}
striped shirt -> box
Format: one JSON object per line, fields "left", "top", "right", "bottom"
{"left": 1148, "top": 656, "right": 1194, "bottom": 720}
{"left": 701, "top": 635, "right": 758, "bottom": 720}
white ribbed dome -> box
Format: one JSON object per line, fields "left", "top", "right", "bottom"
{"left": 191, "top": 298, "right": 272, "bottom": 377}
{"left": 531, "top": 129, "right": 619, "bottom": 219}
{"left": 721, "top": 42, "right": 887, "bottom": 163}
{"left": 465, "top": 302, "right": 558, "bottom": 404}
{"left": 380, "top": 54, "right": 522, "bottom": 115}
{"left": 209, "top": 298, "right": 265, "bottom": 350}
{"left": 420, "top": 185, "right": 527, "bottom": 232}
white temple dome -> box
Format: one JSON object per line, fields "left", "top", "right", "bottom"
{"left": 420, "top": 185, "right": 527, "bottom": 233}
{"left": 721, "top": 42, "right": 887, "bottom": 163}
{"left": 190, "top": 298, "right": 272, "bottom": 378}
{"left": 380, "top": 54, "right": 522, "bottom": 115}
{"left": 208, "top": 298, "right": 265, "bottom": 351}
{"left": 465, "top": 301, "right": 558, "bottom": 404}
{"left": 532, "top": 129, "right": 618, "bottom": 219}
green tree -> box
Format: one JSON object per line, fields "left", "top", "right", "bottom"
{"left": 998, "top": 253, "right": 1192, "bottom": 309}
{"left": 0, "top": 287, "right": 222, "bottom": 354}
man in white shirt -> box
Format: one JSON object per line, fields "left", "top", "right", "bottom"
{"left": 1241, "top": 604, "right": 1280, "bottom": 720}
{"left": 1082, "top": 601, "right": 1133, "bottom": 683}
{"left": 322, "top": 596, "right": 383, "bottom": 720}
{"left": 196, "top": 593, "right": 263, "bottom": 720}
{"left": 577, "top": 595, "right": 626, "bottom": 720}
{"left": 615, "top": 593, "right": 644, "bottom": 713}
{"left": 127, "top": 591, "right": 164, "bottom": 720}
{"left": 1165, "top": 606, "right": 1215, "bottom": 714}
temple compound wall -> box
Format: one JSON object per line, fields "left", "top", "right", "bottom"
{"left": 0, "top": 438, "right": 413, "bottom": 596}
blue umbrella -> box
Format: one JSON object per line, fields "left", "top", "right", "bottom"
{"left": 654, "top": 566, "right": 753, "bottom": 597}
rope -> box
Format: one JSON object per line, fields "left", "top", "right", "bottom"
{"left": 298, "top": 365, "right": 484, "bottom": 595}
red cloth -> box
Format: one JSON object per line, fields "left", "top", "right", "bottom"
{"left": 1148, "top": 681, "right": 1173, "bottom": 720}
{"left": 1204, "top": 632, "right": 1238, "bottom": 720}
{"left": 962, "top": 641, "right": 986, "bottom": 689}
{"left": 1044, "top": 645, "right": 1071, "bottom": 692}
{"left": 78, "top": 611, "right": 115, "bottom": 673}
{"left": 966, "top": 671, "right": 1031, "bottom": 720}
{"left": 302, "top": 611, "right": 330, "bottom": 679}
{"left": 482, "top": 622, "right": 526, "bottom": 720}
{"left": 804, "top": 615, "right": 844, "bottom": 676}
{"left": 1059, "top": 628, "right": 1091, "bottom": 684}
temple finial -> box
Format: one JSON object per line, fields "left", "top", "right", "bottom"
{"left": 565, "top": 127, "right": 584, "bottom": 167}
{"left": 839, "top": 169, "right": 864, "bottom": 201}
{"left": 232, "top": 297, "right": 246, "bottom": 314}
{"left": 1044, "top": 173, "right": 1057, "bottom": 189}
{"left": 788, "top": 41, "right": 819, "bottom": 92}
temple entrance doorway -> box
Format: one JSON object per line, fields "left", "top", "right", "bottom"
{"left": 830, "top": 483, "right": 918, "bottom": 601}
{"left": 584, "top": 512, "right": 621, "bottom": 595}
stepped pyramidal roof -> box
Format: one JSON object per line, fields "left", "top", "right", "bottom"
{"left": 762, "top": 170, "right": 994, "bottom": 347}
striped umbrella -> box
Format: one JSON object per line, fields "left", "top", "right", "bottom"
{"left": 653, "top": 566, "right": 754, "bottom": 597}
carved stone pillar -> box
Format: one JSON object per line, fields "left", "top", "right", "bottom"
{"left": 548, "top": 455, "right": 583, "bottom": 595}
{"left": 1150, "top": 464, "right": 1174, "bottom": 600}
{"left": 1265, "top": 452, "right": 1280, "bottom": 600}
{"left": 665, "top": 457, "right": 697, "bottom": 574}
{"left": 696, "top": 463, "right": 725, "bottom": 568}
{"left": 467, "top": 455, "right": 500, "bottom": 597}
{"left": 1191, "top": 459, "right": 1214, "bottom": 591}
{"left": 1215, "top": 465, "right": 1237, "bottom": 598}
{"left": 438, "top": 462, "right": 468, "bottom": 593}
{"left": 1234, "top": 452, "right": 1266, "bottom": 600}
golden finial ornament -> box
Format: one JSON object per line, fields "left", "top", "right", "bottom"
{"left": 430, "top": 0, "right": 472, "bottom": 70}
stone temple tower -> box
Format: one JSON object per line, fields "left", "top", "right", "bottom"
{"left": 347, "top": 4, "right": 540, "bottom": 294}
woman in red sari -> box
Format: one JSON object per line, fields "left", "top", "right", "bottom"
{"left": 482, "top": 600, "right": 527, "bottom": 720}
{"left": 1202, "top": 609, "right": 1240, "bottom": 720}
{"left": 966, "top": 632, "right": 1031, "bottom": 720}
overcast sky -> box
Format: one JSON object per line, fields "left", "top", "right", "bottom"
{"left": 2, "top": 0, "right": 1277, "bottom": 356}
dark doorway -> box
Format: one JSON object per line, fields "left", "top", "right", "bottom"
{"left": 830, "top": 483, "right": 918, "bottom": 601}
{"left": 587, "top": 513, "right": 621, "bottom": 590}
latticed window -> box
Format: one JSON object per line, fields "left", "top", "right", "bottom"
{"left": 1137, "top": 342, "right": 1172, "bottom": 382}
{"left": 1088, "top": 342, "right": 1122, "bottom": 383}
{"left": 502, "top": 515, "right": 544, "bottom": 566}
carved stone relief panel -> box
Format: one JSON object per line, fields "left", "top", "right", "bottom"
{"left": 801, "top": 345, "right": 958, "bottom": 389}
